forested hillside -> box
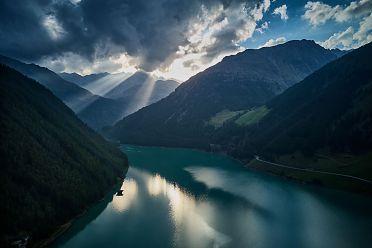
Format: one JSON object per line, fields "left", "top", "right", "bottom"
{"left": 0, "top": 65, "right": 128, "bottom": 246}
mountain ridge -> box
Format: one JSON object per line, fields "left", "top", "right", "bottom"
{"left": 107, "top": 40, "right": 346, "bottom": 148}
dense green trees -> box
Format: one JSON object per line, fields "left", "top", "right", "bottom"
{"left": 0, "top": 65, "right": 128, "bottom": 246}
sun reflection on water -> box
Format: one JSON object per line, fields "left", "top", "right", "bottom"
{"left": 111, "top": 178, "right": 138, "bottom": 212}
{"left": 145, "top": 171, "right": 231, "bottom": 247}
{"left": 109, "top": 168, "right": 231, "bottom": 247}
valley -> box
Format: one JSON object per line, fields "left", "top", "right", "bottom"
{"left": 2, "top": 1, "right": 372, "bottom": 247}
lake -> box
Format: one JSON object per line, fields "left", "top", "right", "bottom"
{"left": 52, "top": 145, "right": 372, "bottom": 248}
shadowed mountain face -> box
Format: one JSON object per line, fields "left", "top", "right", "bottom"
{"left": 0, "top": 55, "right": 127, "bottom": 129}
{"left": 220, "top": 42, "right": 372, "bottom": 159}
{"left": 0, "top": 65, "right": 128, "bottom": 245}
{"left": 0, "top": 54, "right": 97, "bottom": 112}
{"left": 0, "top": 55, "right": 179, "bottom": 130}
{"left": 108, "top": 40, "right": 346, "bottom": 148}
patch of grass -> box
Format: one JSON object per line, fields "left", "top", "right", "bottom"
{"left": 208, "top": 109, "right": 244, "bottom": 128}
{"left": 235, "top": 106, "right": 270, "bottom": 126}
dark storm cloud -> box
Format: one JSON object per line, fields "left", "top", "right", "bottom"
{"left": 0, "top": 0, "right": 263, "bottom": 71}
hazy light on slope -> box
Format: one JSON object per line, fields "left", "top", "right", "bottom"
{"left": 64, "top": 72, "right": 132, "bottom": 115}
{"left": 122, "top": 76, "right": 156, "bottom": 116}
{"left": 83, "top": 72, "right": 132, "bottom": 96}
{"left": 64, "top": 92, "right": 99, "bottom": 113}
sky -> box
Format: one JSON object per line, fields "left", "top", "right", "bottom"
{"left": 0, "top": 0, "right": 371, "bottom": 81}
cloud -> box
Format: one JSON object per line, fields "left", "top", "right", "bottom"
{"left": 303, "top": 0, "right": 372, "bottom": 26}
{"left": 259, "top": 37, "right": 287, "bottom": 48}
{"left": 353, "top": 12, "right": 372, "bottom": 45}
{"left": 273, "top": 5, "right": 288, "bottom": 21}
{"left": 320, "top": 13, "right": 372, "bottom": 49}
{"left": 256, "top": 21, "right": 269, "bottom": 34}
{"left": 0, "top": 0, "right": 270, "bottom": 78}
{"left": 321, "top": 27, "right": 355, "bottom": 49}
{"left": 40, "top": 52, "right": 138, "bottom": 76}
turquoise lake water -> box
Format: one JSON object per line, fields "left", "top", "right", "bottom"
{"left": 52, "top": 145, "right": 372, "bottom": 248}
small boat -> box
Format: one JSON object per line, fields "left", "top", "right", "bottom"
{"left": 116, "top": 189, "right": 124, "bottom": 196}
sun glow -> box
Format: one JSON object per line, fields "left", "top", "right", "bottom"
{"left": 83, "top": 72, "right": 132, "bottom": 96}
{"left": 111, "top": 179, "right": 138, "bottom": 213}
{"left": 145, "top": 171, "right": 231, "bottom": 247}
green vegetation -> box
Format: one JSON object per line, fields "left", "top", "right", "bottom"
{"left": 208, "top": 110, "right": 243, "bottom": 128}
{"left": 0, "top": 65, "right": 128, "bottom": 246}
{"left": 235, "top": 106, "right": 269, "bottom": 126}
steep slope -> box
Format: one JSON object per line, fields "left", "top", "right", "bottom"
{"left": 108, "top": 40, "right": 344, "bottom": 148}
{"left": 150, "top": 79, "right": 181, "bottom": 103}
{"left": 0, "top": 65, "right": 128, "bottom": 246}
{"left": 0, "top": 55, "right": 126, "bottom": 129}
{"left": 225, "top": 41, "right": 372, "bottom": 158}
{"left": 0, "top": 54, "right": 95, "bottom": 112}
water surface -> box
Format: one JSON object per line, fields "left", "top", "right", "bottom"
{"left": 53, "top": 145, "right": 372, "bottom": 248}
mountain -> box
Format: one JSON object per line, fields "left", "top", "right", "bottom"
{"left": 59, "top": 70, "right": 179, "bottom": 125}
{"left": 0, "top": 54, "right": 96, "bottom": 112}
{"left": 59, "top": 71, "right": 133, "bottom": 97}
{"left": 59, "top": 72, "right": 110, "bottom": 88}
{"left": 108, "top": 40, "right": 345, "bottom": 148}
{"left": 105, "top": 71, "right": 179, "bottom": 110}
{"left": 0, "top": 65, "right": 128, "bottom": 246}
{"left": 0, "top": 55, "right": 127, "bottom": 130}
{"left": 104, "top": 71, "right": 150, "bottom": 99}
{"left": 103, "top": 71, "right": 180, "bottom": 116}
{"left": 150, "top": 79, "right": 182, "bottom": 103}
{"left": 208, "top": 42, "right": 372, "bottom": 190}
{"left": 223, "top": 41, "right": 372, "bottom": 159}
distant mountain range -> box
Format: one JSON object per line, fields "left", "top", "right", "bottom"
{"left": 107, "top": 40, "right": 346, "bottom": 148}
{"left": 0, "top": 64, "right": 128, "bottom": 245}
{"left": 62, "top": 70, "right": 179, "bottom": 123}
{"left": 63, "top": 70, "right": 180, "bottom": 116}
{"left": 0, "top": 55, "right": 179, "bottom": 129}
{"left": 59, "top": 72, "right": 111, "bottom": 88}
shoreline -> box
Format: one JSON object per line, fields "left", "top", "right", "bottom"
{"left": 121, "top": 143, "right": 372, "bottom": 195}
{"left": 245, "top": 157, "right": 372, "bottom": 195}
{"left": 39, "top": 144, "right": 371, "bottom": 246}
{"left": 35, "top": 176, "right": 126, "bottom": 248}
